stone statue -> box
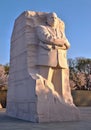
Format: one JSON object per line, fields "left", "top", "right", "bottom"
{"left": 6, "top": 11, "right": 80, "bottom": 122}
{"left": 36, "top": 13, "right": 70, "bottom": 67}
{"left": 35, "top": 12, "right": 73, "bottom": 104}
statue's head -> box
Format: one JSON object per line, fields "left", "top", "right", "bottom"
{"left": 46, "top": 12, "right": 58, "bottom": 27}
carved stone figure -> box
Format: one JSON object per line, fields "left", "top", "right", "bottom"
{"left": 6, "top": 11, "right": 80, "bottom": 122}
{"left": 36, "top": 13, "right": 70, "bottom": 67}
{"left": 36, "top": 12, "right": 73, "bottom": 104}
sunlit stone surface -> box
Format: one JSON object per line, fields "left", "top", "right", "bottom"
{"left": 6, "top": 11, "right": 80, "bottom": 122}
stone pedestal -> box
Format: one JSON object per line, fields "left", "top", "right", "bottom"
{"left": 6, "top": 11, "right": 80, "bottom": 122}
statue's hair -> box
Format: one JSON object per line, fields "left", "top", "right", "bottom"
{"left": 47, "top": 12, "right": 57, "bottom": 19}
{"left": 46, "top": 12, "right": 65, "bottom": 33}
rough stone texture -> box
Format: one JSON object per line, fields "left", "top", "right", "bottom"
{"left": 6, "top": 11, "right": 80, "bottom": 122}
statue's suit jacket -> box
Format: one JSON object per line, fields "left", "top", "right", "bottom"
{"left": 36, "top": 25, "right": 70, "bottom": 69}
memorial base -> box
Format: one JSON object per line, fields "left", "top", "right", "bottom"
{"left": 6, "top": 77, "right": 80, "bottom": 122}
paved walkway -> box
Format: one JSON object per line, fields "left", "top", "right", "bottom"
{"left": 0, "top": 107, "right": 91, "bottom": 130}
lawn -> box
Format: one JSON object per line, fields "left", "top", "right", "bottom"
{"left": 72, "top": 90, "right": 91, "bottom": 106}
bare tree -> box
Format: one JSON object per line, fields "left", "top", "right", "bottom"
{"left": 0, "top": 65, "right": 8, "bottom": 90}
{"left": 68, "top": 58, "right": 91, "bottom": 90}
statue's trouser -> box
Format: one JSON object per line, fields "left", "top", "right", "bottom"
{"left": 37, "top": 66, "right": 73, "bottom": 105}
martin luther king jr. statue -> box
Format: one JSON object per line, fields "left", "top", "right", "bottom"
{"left": 36, "top": 12, "right": 72, "bottom": 104}
{"left": 7, "top": 11, "right": 80, "bottom": 122}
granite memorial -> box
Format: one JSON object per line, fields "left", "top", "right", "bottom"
{"left": 6, "top": 11, "right": 80, "bottom": 122}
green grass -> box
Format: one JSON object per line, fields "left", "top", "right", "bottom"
{"left": 71, "top": 90, "right": 91, "bottom": 106}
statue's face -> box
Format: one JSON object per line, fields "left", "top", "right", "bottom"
{"left": 47, "top": 13, "right": 58, "bottom": 27}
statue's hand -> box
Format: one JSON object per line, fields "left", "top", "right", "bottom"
{"left": 55, "top": 38, "right": 70, "bottom": 49}
{"left": 53, "top": 38, "right": 65, "bottom": 46}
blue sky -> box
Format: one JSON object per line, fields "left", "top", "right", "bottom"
{"left": 0, "top": 0, "right": 91, "bottom": 65}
